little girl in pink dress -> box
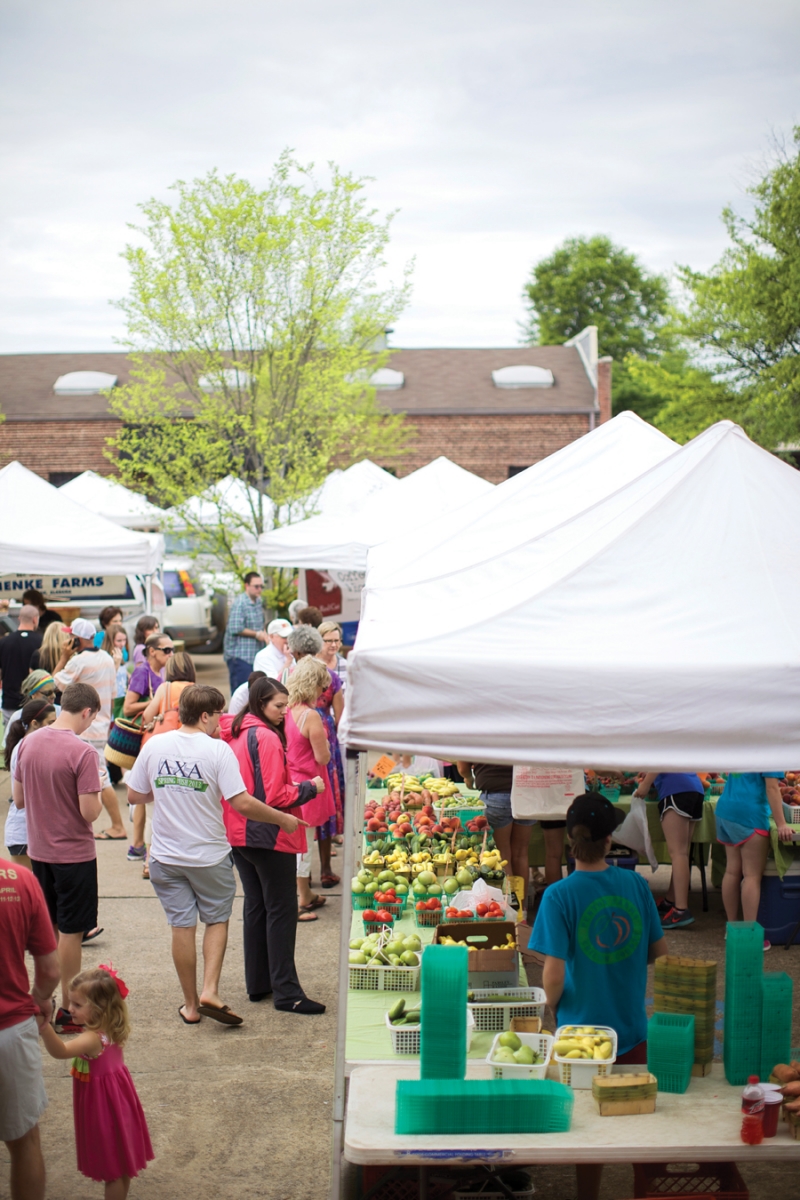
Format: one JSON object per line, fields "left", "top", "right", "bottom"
{"left": 38, "top": 965, "right": 153, "bottom": 1200}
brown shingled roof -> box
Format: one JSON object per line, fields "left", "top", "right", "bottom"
{"left": 0, "top": 345, "right": 596, "bottom": 421}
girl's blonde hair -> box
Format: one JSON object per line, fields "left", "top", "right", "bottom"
{"left": 38, "top": 621, "right": 71, "bottom": 674}
{"left": 70, "top": 968, "right": 130, "bottom": 1046}
{"left": 287, "top": 657, "right": 330, "bottom": 707}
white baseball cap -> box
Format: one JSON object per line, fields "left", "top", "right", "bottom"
{"left": 70, "top": 618, "right": 97, "bottom": 640}
{"left": 267, "top": 618, "right": 293, "bottom": 637}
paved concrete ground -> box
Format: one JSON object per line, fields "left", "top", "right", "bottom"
{"left": 1, "top": 654, "right": 341, "bottom": 1200}
{"left": 2, "top": 656, "right": 799, "bottom": 1198}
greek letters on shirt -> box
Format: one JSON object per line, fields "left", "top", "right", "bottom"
{"left": 154, "top": 758, "right": 209, "bottom": 792}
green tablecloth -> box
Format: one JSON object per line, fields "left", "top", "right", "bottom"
{"left": 528, "top": 797, "right": 719, "bottom": 867}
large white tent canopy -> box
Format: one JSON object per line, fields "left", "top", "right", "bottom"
{"left": 345, "top": 423, "right": 800, "bottom": 770}
{"left": 258, "top": 456, "right": 494, "bottom": 572}
{"left": 0, "top": 461, "right": 164, "bottom": 575}
{"left": 60, "top": 470, "right": 168, "bottom": 530}
{"left": 367, "top": 412, "right": 677, "bottom": 588}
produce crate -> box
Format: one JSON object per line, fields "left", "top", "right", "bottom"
{"left": 414, "top": 905, "right": 444, "bottom": 927}
{"left": 647, "top": 1012, "right": 695, "bottom": 1094}
{"left": 632, "top": 1160, "right": 748, "bottom": 1198}
{"left": 374, "top": 898, "right": 407, "bottom": 918}
{"left": 487, "top": 1032, "right": 553, "bottom": 1080}
{"left": 554, "top": 1025, "right": 617, "bottom": 1089}
{"left": 783, "top": 799, "right": 800, "bottom": 824}
{"left": 363, "top": 917, "right": 396, "bottom": 935}
{"left": 385, "top": 1009, "right": 475, "bottom": 1056}
{"left": 395, "top": 1078, "right": 573, "bottom": 1135}
{"left": 468, "top": 987, "right": 546, "bottom": 1032}
{"left": 348, "top": 962, "right": 420, "bottom": 992}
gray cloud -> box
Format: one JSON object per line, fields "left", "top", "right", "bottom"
{"left": 1, "top": 0, "right": 798, "bottom": 350}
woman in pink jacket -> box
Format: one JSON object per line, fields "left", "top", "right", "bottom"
{"left": 220, "top": 677, "right": 326, "bottom": 1015}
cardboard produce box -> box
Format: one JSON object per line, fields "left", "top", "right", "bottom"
{"left": 433, "top": 920, "right": 519, "bottom": 988}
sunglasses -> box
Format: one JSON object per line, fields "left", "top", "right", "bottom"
{"left": 156, "top": 646, "right": 174, "bottom": 655}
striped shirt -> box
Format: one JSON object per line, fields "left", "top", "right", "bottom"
{"left": 54, "top": 648, "right": 117, "bottom": 741}
{"left": 223, "top": 593, "right": 265, "bottom": 666}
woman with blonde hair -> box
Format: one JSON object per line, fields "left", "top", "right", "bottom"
{"left": 287, "top": 657, "right": 337, "bottom": 911}
{"left": 314, "top": 622, "right": 345, "bottom": 847}
{"left": 31, "top": 620, "right": 71, "bottom": 675}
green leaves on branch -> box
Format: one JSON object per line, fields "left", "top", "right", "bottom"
{"left": 677, "top": 127, "right": 800, "bottom": 448}
{"left": 105, "top": 154, "right": 413, "bottom": 577}
{"left": 521, "top": 234, "right": 671, "bottom": 360}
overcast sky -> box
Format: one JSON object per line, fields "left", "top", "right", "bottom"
{"left": 1, "top": 0, "right": 798, "bottom": 351}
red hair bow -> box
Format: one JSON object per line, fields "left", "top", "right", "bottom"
{"left": 99, "top": 963, "right": 129, "bottom": 999}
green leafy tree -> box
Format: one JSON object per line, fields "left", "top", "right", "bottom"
{"left": 624, "top": 351, "right": 746, "bottom": 443}
{"left": 678, "top": 128, "right": 800, "bottom": 447}
{"left": 106, "top": 154, "right": 413, "bottom": 585}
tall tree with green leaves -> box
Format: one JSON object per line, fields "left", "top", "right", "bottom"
{"left": 522, "top": 234, "right": 671, "bottom": 418}
{"left": 106, "top": 153, "right": 413, "bottom": 588}
{"left": 677, "top": 127, "right": 800, "bottom": 448}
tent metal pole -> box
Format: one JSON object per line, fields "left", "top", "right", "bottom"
{"left": 144, "top": 574, "right": 152, "bottom": 613}
{"left": 330, "top": 747, "right": 364, "bottom": 1200}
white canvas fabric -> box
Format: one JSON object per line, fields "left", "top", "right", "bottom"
{"left": 0, "top": 461, "right": 163, "bottom": 574}
{"left": 344, "top": 422, "right": 800, "bottom": 770}
{"left": 258, "top": 456, "right": 494, "bottom": 571}
{"left": 60, "top": 471, "right": 168, "bottom": 529}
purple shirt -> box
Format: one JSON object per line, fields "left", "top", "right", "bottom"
{"left": 127, "top": 662, "right": 162, "bottom": 699}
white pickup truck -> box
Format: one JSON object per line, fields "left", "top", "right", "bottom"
{"left": 0, "top": 557, "right": 225, "bottom": 652}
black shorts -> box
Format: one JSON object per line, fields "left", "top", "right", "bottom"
{"left": 539, "top": 819, "right": 567, "bottom": 830}
{"left": 658, "top": 791, "right": 704, "bottom": 822}
{"left": 6, "top": 844, "right": 27, "bottom": 856}
{"left": 30, "top": 859, "right": 98, "bottom": 935}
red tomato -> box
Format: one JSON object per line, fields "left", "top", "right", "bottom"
{"left": 426, "top": 898, "right": 441, "bottom": 910}
{"left": 416, "top": 901, "right": 427, "bottom": 911}
{"left": 376, "top": 909, "right": 392, "bottom": 923}
{"left": 363, "top": 910, "right": 377, "bottom": 922}
{"left": 476, "top": 903, "right": 489, "bottom": 916}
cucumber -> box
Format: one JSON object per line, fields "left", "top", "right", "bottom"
{"left": 387, "top": 998, "right": 406, "bottom": 1022}
{"left": 403, "top": 1010, "right": 421, "bottom": 1023}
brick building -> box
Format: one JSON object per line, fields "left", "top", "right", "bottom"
{"left": 0, "top": 328, "right": 610, "bottom": 486}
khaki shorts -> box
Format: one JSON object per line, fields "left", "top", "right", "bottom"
{"left": 0, "top": 1017, "right": 48, "bottom": 1142}
{"left": 149, "top": 854, "right": 236, "bottom": 927}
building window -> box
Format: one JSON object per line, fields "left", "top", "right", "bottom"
{"left": 507, "top": 465, "right": 530, "bottom": 478}
{"left": 49, "top": 471, "right": 81, "bottom": 486}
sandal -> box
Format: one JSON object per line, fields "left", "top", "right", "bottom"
{"left": 320, "top": 873, "right": 340, "bottom": 889}
{"left": 95, "top": 830, "right": 127, "bottom": 840}
{"left": 299, "top": 895, "right": 326, "bottom": 912}
{"left": 297, "top": 910, "right": 319, "bottom": 922}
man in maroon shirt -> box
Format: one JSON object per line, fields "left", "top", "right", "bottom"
{"left": 0, "top": 857, "right": 59, "bottom": 1200}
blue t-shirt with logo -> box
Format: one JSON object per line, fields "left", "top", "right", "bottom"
{"left": 530, "top": 867, "right": 663, "bottom": 1054}
{"left": 654, "top": 773, "right": 704, "bottom": 801}
{"left": 716, "top": 773, "right": 783, "bottom": 831}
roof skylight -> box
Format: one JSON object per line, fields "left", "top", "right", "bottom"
{"left": 370, "top": 368, "right": 405, "bottom": 390}
{"left": 53, "top": 371, "right": 118, "bottom": 395}
{"left": 492, "top": 365, "right": 554, "bottom": 389}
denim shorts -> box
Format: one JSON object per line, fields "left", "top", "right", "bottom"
{"left": 482, "top": 791, "right": 536, "bottom": 830}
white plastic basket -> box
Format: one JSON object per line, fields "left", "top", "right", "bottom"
{"left": 553, "top": 1024, "right": 617, "bottom": 1089}
{"left": 348, "top": 962, "right": 420, "bottom": 992}
{"left": 386, "top": 1008, "right": 475, "bottom": 1055}
{"left": 468, "top": 987, "right": 546, "bottom": 1032}
{"left": 783, "top": 799, "right": 800, "bottom": 824}
{"left": 486, "top": 1031, "right": 553, "bottom": 1079}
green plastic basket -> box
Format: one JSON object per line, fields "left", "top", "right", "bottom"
{"left": 420, "top": 943, "right": 468, "bottom": 1080}
{"left": 647, "top": 1013, "right": 694, "bottom": 1094}
{"left": 760, "top": 972, "right": 793, "bottom": 1080}
{"left": 414, "top": 905, "right": 444, "bottom": 927}
{"left": 395, "top": 1077, "right": 573, "bottom": 1135}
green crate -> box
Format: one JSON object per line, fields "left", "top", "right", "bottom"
{"left": 420, "top": 944, "right": 468, "bottom": 1080}
{"left": 395, "top": 1078, "right": 573, "bottom": 1135}
{"left": 760, "top": 971, "right": 793, "bottom": 1081}
{"left": 647, "top": 1013, "right": 694, "bottom": 1093}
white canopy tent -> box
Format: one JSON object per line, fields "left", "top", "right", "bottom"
{"left": 258, "top": 456, "right": 494, "bottom": 572}
{"left": 345, "top": 422, "right": 800, "bottom": 770}
{"left": 289, "top": 459, "right": 398, "bottom": 522}
{"left": 60, "top": 470, "right": 168, "bottom": 530}
{"left": 0, "top": 461, "right": 164, "bottom": 575}
{"left": 367, "top": 412, "right": 677, "bottom": 587}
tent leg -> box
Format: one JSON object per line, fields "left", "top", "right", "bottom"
{"left": 329, "top": 748, "right": 364, "bottom": 1200}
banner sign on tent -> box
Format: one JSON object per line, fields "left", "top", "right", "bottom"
{"left": 302, "top": 569, "right": 365, "bottom": 623}
{"left": 0, "top": 574, "right": 133, "bottom": 602}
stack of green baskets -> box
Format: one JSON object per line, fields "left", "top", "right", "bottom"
{"left": 653, "top": 956, "right": 717, "bottom": 1071}
{"left": 395, "top": 1077, "right": 573, "bottom": 1135}
{"left": 647, "top": 1012, "right": 695, "bottom": 1093}
{"left": 420, "top": 944, "right": 468, "bottom": 1079}
{"left": 761, "top": 972, "right": 793, "bottom": 1081}
{"left": 724, "top": 922, "right": 764, "bottom": 1085}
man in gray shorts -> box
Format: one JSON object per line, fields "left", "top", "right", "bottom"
{"left": 0, "top": 856, "right": 60, "bottom": 1200}
{"left": 127, "top": 684, "right": 304, "bottom": 1026}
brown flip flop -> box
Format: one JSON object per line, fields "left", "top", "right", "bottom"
{"left": 197, "top": 1003, "right": 243, "bottom": 1026}
{"left": 299, "top": 895, "right": 326, "bottom": 912}
{"left": 297, "top": 910, "right": 319, "bottom": 922}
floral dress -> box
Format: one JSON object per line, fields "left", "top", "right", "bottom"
{"left": 316, "top": 668, "right": 344, "bottom": 838}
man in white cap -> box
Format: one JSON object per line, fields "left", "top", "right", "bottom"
{"left": 252, "top": 618, "right": 294, "bottom": 680}
{"left": 53, "top": 619, "right": 126, "bottom": 839}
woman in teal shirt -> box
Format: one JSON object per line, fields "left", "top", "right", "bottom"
{"left": 716, "top": 772, "right": 793, "bottom": 947}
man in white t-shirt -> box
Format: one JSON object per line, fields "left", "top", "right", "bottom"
{"left": 252, "top": 618, "right": 294, "bottom": 680}
{"left": 127, "top": 683, "right": 304, "bottom": 1026}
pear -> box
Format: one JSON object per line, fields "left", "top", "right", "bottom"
{"left": 492, "top": 1047, "right": 517, "bottom": 1064}
{"left": 386, "top": 941, "right": 406, "bottom": 957}
{"left": 513, "top": 1044, "right": 535, "bottom": 1065}
{"left": 400, "top": 951, "right": 419, "bottom": 966}
{"left": 349, "top": 938, "right": 365, "bottom": 950}
{"left": 349, "top": 952, "right": 368, "bottom": 964}
{"left": 455, "top": 868, "right": 473, "bottom": 887}
{"left": 402, "top": 936, "right": 422, "bottom": 952}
